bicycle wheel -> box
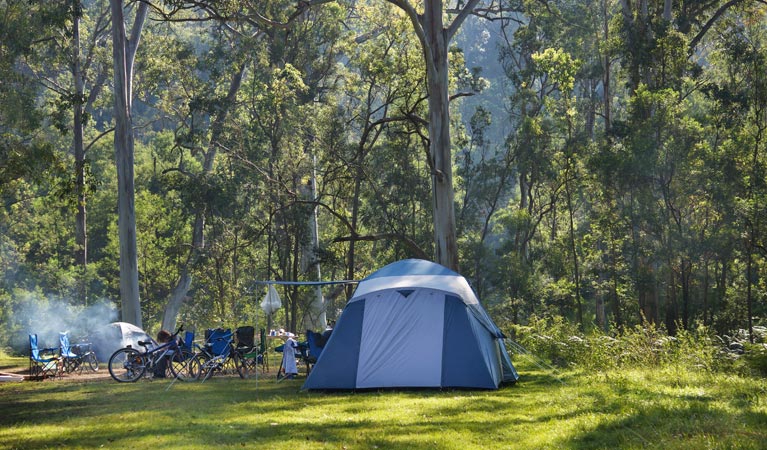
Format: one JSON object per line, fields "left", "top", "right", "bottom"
{"left": 169, "top": 350, "right": 195, "bottom": 381}
{"left": 186, "top": 353, "right": 204, "bottom": 380}
{"left": 108, "top": 348, "right": 146, "bottom": 382}
{"left": 235, "top": 351, "right": 259, "bottom": 379}
{"left": 192, "top": 353, "right": 211, "bottom": 381}
{"left": 85, "top": 352, "right": 99, "bottom": 372}
{"left": 223, "top": 352, "right": 238, "bottom": 376}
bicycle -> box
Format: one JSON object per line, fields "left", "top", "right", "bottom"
{"left": 63, "top": 342, "right": 100, "bottom": 375}
{"left": 190, "top": 329, "right": 241, "bottom": 381}
{"left": 107, "top": 325, "right": 194, "bottom": 382}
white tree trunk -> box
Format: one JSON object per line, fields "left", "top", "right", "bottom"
{"left": 423, "top": 2, "right": 459, "bottom": 271}
{"left": 111, "top": 0, "right": 146, "bottom": 328}
{"left": 391, "top": 0, "right": 481, "bottom": 271}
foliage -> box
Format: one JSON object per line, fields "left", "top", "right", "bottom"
{"left": 507, "top": 315, "right": 759, "bottom": 376}
{"left": 2, "top": 0, "right": 767, "bottom": 356}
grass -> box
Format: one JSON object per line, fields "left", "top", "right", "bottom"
{"left": 1, "top": 353, "right": 766, "bottom": 449}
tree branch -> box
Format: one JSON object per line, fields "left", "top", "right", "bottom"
{"left": 689, "top": 0, "right": 746, "bottom": 52}
{"left": 333, "top": 233, "right": 429, "bottom": 259}
{"left": 446, "top": 0, "right": 484, "bottom": 41}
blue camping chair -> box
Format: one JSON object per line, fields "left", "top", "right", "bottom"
{"left": 59, "top": 331, "right": 80, "bottom": 374}
{"left": 200, "top": 328, "right": 236, "bottom": 377}
{"left": 29, "top": 334, "right": 59, "bottom": 380}
{"left": 181, "top": 330, "right": 195, "bottom": 352}
{"left": 204, "top": 328, "right": 233, "bottom": 357}
{"left": 305, "top": 330, "right": 325, "bottom": 365}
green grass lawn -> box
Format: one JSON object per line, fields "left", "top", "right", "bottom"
{"left": 1, "top": 354, "right": 766, "bottom": 449}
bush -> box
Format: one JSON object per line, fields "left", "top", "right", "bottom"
{"left": 507, "top": 315, "right": 731, "bottom": 373}
{"left": 741, "top": 343, "right": 767, "bottom": 376}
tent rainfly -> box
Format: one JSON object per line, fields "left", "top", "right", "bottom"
{"left": 302, "top": 259, "right": 519, "bottom": 390}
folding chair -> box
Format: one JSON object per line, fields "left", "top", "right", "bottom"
{"left": 59, "top": 331, "right": 82, "bottom": 374}
{"left": 204, "top": 328, "right": 233, "bottom": 357}
{"left": 181, "top": 330, "right": 195, "bottom": 353}
{"left": 202, "top": 328, "right": 236, "bottom": 376}
{"left": 235, "top": 326, "right": 255, "bottom": 352}
{"left": 234, "top": 326, "right": 254, "bottom": 377}
{"left": 303, "top": 330, "right": 326, "bottom": 374}
{"left": 29, "top": 334, "right": 59, "bottom": 381}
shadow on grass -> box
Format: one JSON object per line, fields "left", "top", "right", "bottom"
{"left": 3, "top": 365, "right": 766, "bottom": 449}
{"left": 568, "top": 404, "right": 767, "bottom": 449}
{"left": 1, "top": 377, "right": 531, "bottom": 449}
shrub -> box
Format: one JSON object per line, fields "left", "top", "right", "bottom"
{"left": 507, "top": 316, "right": 732, "bottom": 374}
{"left": 741, "top": 343, "right": 767, "bottom": 376}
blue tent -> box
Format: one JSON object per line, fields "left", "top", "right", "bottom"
{"left": 302, "top": 259, "right": 519, "bottom": 390}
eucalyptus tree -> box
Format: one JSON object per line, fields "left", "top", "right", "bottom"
{"left": 146, "top": 19, "right": 255, "bottom": 331}
{"left": 0, "top": 1, "right": 118, "bottom": 314}
{"left": 606, "top": 0, "right": 767, "bottom": 333}
{"left": 0, "top": 1, "right": 64, "bottom": 195}
{"left": 454, "top": 103, "right": 513, "bottom": 299}
{"left": 705, "top": 7, "right": 767, "bottom": 341}
{"left": 111, "top": 0, "right": 148, "bottom": 327}
{"left": 156, "top": 1, "right": 349, "bottom": 331}
{"left": 381, "top": 0, "right": 505, "bottom": 271}
{"left": 498, "top": 2, "right": 564, "bottom": 266}
{"left": 68, "top": 1, "right": 112, "bottom": 272}
{"left": 2, "top": 1, "right": 111, "bottom": 297}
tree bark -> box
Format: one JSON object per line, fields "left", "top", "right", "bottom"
{"left": 423, "top": 2, "right": 458, "bottom": 270}
{"left": 73, "top": 0, "right": 87, "bottom": 271}
{"left": 387, "top": 0, "right": 481, "bottom": 271}
{"left": 111, "top": 0, "right": 147, "bottom": 328}
{"left": 602, "top": 0, "right": 611, "bottom": 133}
{"left": 565, "top": 162, "right": 582, "bottom": 327}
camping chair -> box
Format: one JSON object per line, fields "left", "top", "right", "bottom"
{"left": 235, "top": 326, "right": 255, "bottom": 352}
{"left": 303, "top": 330, "right": 325, "bottom": 374}
{"left": 181, "top": 330, "right": 195, "bottom": 353}
{"left": 29, "top": 334, "right": 59, "bottom": 381}
{"left": 202, "top": 328, "right": 236, "bottom": 376}
{"left": 59, "top": 331, "right": 82, "bottom": 374}
{"left": 204, "top": 328, "right": 233, "bottom": 356}
{"left": 234, "top": 325, "right": 265, "bottom": 378}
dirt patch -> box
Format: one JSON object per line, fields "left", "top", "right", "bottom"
{"left": 1, "top": 363, "right": 110, "bottom": 383}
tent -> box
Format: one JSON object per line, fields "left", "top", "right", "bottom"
{"left": 302, "top": 259, "right": 519, "bottom": 390}
{"left": 90, "top": 322, "right": 156, "bottom": 362}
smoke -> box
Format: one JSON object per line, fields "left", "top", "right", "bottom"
{"left": 12, "top": 292, "right": 119, "bottom": 358}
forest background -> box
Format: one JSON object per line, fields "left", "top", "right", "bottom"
{"left": 1, "top": 0, "right": 767, "bottom": 371}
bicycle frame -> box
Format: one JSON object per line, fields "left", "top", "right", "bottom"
{"left": 62, "top": 342, "right": 99, "bottom": 374}
{"left": 108, "top": 325, "right": 190, "bottom": 382}
{"left": 192, "top": 333, "right": 238, "bottom": 381}
{"left": 138, "top": 338, "right": 181, "bottom": 372}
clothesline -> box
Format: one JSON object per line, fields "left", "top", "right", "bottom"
{"left": 252, "top": 280, "right": 358, "bottom": 286}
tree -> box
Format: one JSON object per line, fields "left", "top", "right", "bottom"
{"left": 385, "top": 0, "right": 487, "bottom": 271}
{"left": 111, "top": 0, "right": 148, "bottom": 327}
{"left": 0, "top": 2, "right": 63, "bottom": 194}
{"left": 70, "top": 1, "right": 111, "bottom": 272}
